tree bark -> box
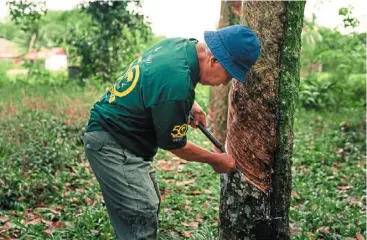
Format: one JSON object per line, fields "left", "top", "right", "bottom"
{"left": 209, "top": 1, "right": 241, "bottom": 144}
{"left": 219, "top": 2, "right": 305, "bottom": 240}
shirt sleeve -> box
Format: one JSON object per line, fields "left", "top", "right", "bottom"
{"left": 150, "top": 99, "right": 192, "bottom": 150}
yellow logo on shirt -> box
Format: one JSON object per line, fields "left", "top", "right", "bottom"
{"left": 109, "top": 56, "right": 142, "bottom": 103}
{"left": 171, "top": 124, "right": 188, "bottom": 138}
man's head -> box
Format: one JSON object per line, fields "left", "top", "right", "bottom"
{"left": 196, "top": 24, "right": 261, "bottom": 86}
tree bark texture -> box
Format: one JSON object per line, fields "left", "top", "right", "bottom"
{"left": 219, "top": 2, "right": 305, "bottom": 240}
{"left": 209, "top": 1, "right": 241, "bottom": 144}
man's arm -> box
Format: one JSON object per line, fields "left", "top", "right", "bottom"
{"left": 169, "top": 141, "right": 236, "bottom": 174}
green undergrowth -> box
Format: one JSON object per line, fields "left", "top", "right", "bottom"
{"left": 0, "top": 82, "right": 365, "bottom": 239}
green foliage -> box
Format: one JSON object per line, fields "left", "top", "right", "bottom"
{"left": 300, "top": 16, "right": 323, "bottom": 75}
{"left": 0, "top": 60, "right": 12, "bottom": 85}
{"left": 70, "top": 0, "right": 153, "bottom": 82}
{"left": 0, "top": 22, "right": 26, "bottom": 41}
{"left": 37, "top": 10, "right": 92, "bottom": 50}
{"left": 10, "top": 62, "right": 69, "bottom": 86}
{"left": 0, "top": 110, "right": 84, "bottom": 210}
{"left": 339, "top": 7, "right": 360, "bottom": 29}
{"left": 316, "top": 29, "right": 365, "bottom": 75}
{"left": 6, "top": 0, "right": 47, "bottom": 32}
{"left": 299, "top": 72, "right": 366, "bottom": 109}
{"left": 0, "top": 9, "right": 92, "bottom": 50}
{"left": 290, "top": 109, "right": 365, "bottom": 239}
{"left": 299, "top": 73, "right": 333, "bottom": 110}
{"left": 299, "top": 16, "right": 366, "bottom": 110}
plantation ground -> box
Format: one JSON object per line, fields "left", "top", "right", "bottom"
{"left": 0, "top": 82, "right": 365, "bottom": 239}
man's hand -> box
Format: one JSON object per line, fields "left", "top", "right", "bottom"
{"left": 189, "top": 101, "right": 207, "bottom": 128}
{"left": 169, "top": 141, "right": 236, "bottom": 174}
{"left": 210, "top": 153, "right": 236, "bottom": 174}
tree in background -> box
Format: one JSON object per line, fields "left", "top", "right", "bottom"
{"left": 300, "top": 15, "right": 323, "bottom": 76}
{"left": 71, "top": 0, "right": 153, "bottom": 82}
{"left": 219, "top": 2, "right": 305, "bottom": 239}
{"left": 4, "top": 0, "right": 153, "bottom": 83}
{"left": 6, "top": 0, "right": 47, "bottom": 52}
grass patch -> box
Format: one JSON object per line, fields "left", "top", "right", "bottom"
{"left": 0, "top": 81, "right": 365, "bottom": 239}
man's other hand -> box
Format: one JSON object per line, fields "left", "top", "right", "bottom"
{"left": 189, "top": 101, "right": 207, "bottom": 128}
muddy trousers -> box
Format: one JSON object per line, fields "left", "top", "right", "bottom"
{"left": 82, "top": 131, "right": 161, "bottom": 240}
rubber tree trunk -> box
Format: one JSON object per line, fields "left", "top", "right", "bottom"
{"left": 208, "top": 1, "right": 241, "bottom": 144}
{"left": 219, "top": 2, "right": 305, "bottom": 240}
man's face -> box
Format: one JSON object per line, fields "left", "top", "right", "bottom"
{"left": 199, "top": 56, "right": 233, "bottom": 86}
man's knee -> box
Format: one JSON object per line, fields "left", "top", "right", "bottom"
{"left": 113, "top": 208, "right": 158, "bottom": 240}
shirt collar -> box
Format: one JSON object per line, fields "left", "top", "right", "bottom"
{"left": 186, "top": 38, "right": 200, "bottom": 87}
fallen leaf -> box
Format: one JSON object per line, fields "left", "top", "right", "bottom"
{"left": 36, "top": 202, "right": 45, "bottom": 207}
{"left": 71, "top": 197, "right": 81, "bottom": 204}
{"left": 357, "top": 232, "right": 365, "bottom": 240}
{"left": 291, "top": 191, "right": 300, "bottom": 199}
{"left": 299, "top": 165, "right": 310, "bottom": 174}
{"left": 41, "top": 219, "right": 53, "bottom": 226}
{"left": 91, "top": 230, "right": 100, "bottom": 236}
{"left": 84, "top": 197, "right": 95, "bottom": 205}
{"left": 1, "top": 216, "right": 9, "bottom": 224}
{"left": 196, "top": 213, "right": 204, "bottom": 223}
{"left": 307, "top": 232, "right": 316, "bottom": 238}
{"left": 337, "top": 185, "right": 352, "bottom": 190}
{"left": 49, "top": 208, "right": 60, "bottom": 215}
{"left": 2, "top": 221, "right": 13, "bottom": 230}
{"left": 290, "top": 225, "right": 301, "bottom": 234}
{"left": 181, "top": 221, "right": 199, "bottom": 228}
{"left": 164, "top": 179, "right": 174, "bottom": 184}
{"left": 44, "top": 229, "right": 53, "bottom": 236}
{"left": 154, "top": 159, "right": 187, "bottom": 172}
{"left": 175, "top": 179, "right": 195, "bottom": 186}
{"left": 25, "top": 217, "right": 41, "bottom": 226}
{"left": 75, "top": 188, "right": 85, "bottom": 194}
{"left": 317, "top": 226, "right": 331, "bottom": 235}
{"left": 203, "top": 202, "right": 209, "bottom": 209}
{"left": 183, "top": 231, "right": 191, "bottom": 238}
{"left": 52, "top": 221, "right": 64, "bottom": 229}
{"left": 203, "top": 189, "right": 212, "bottom": 194}
{"left": 335, "top": 149, "right": 344, "bottom": 154}
{"left": 347, "top": 196, "right": 360, "bottom": 206}
{"left": 185, "top": 205, "right": 193, "bottom": 211}
{"left": 18, "top": 196, "right": 26, "bottom": 201}
{"left": 191, "top": 190, "right": 202, "bottom": 195}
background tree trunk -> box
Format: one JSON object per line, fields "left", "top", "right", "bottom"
{"left": 219, "top": 2, "right": 305, "bottom": 240}
{"left": 208, "top": 1, "right": 241, "bottom": 144}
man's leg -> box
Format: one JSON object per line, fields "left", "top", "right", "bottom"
{"left": 83, "top": 131, "right": 160, "bottom": 240}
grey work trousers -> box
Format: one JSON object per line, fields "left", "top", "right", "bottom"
{"left": 83, "top": 131, "right": 161, "bottom": 240}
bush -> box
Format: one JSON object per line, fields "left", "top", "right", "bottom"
{"left": 8, "top": 61, "right": 69, "bottom": 86}
{"left": 344, "top": 74, "right": 366, "bottom": 106}
{"left": 298, "top": 72, "right": 366, "bottom": 109}
{"left": 0, "top": 60, "right": 12, "bottom": 86}
{"left": 299, "top": 73, "right": 336, "bottom": 109}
